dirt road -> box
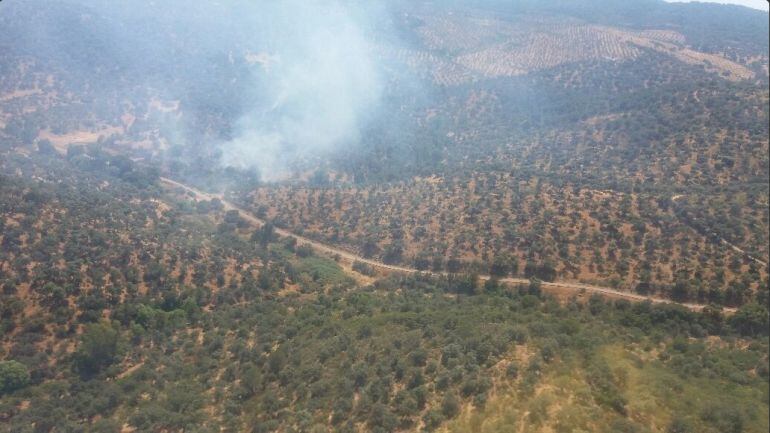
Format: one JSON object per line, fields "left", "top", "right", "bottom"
{"left": 672, "top": 195, "right": 767, "bottom": 268}
{"left": 161, "top": 177, "right": 734, "bottom": 313}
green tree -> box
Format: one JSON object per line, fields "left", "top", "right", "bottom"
{"left": 252, "top": 222, "right": 276, "bottom": 247}
{"left": 74, "top": 321, "right": 121, "bottom": 377}
{"left": 241, "top": 363, "right": 262, "bottom": 398}
{"left": 490, "top": 255, "right": 512, "bottom": 277}
{"left": 423, "top": 409, "right": 445, "bottom": 431}
{"left": 729, "top": 303, "right": 769, "bottom": 336}
{"left": 0, "top": 361, "right": 30, "bottom": 394}
{"left": 441, "top": 393, "right": 460, "bottom": 418}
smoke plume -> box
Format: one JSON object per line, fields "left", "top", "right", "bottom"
{"left": 220, "top": 1, "right": 384, "bottom": 180}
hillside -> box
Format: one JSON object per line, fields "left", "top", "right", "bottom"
{"left": 0, "top": 151, "right": 767, "bottom": 433}
{"left": 0, "top": 0, "right": 768, "bottom": 432}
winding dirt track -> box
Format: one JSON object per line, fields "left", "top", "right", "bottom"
{"left": 161, "top": 177, "right": 734, "bottom": 313}
{"left": 671, "top": 195, "right": 768, "bottom": 268}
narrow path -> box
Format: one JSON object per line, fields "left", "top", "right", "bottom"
{"left": 161, "top": 177, "right": 735, "bottom": 313}
{"left": 718, "top": 238, "right": 768, "bottom": 268}
{"left": 672, "top": 195, "right": 768, "bottom": 268}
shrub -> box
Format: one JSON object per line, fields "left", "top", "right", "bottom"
{"left": 441, "top": 393, "right": 460, "bottom": 418}
{"left": 0, "top": 361, "right": 30, "bottom": 394}
{"left": 73, "top": 322, "right": 121, "bottom": 377}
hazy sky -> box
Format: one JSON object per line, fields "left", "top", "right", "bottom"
{"left": 666, "top": 0, "right": 769, "bottom": 11}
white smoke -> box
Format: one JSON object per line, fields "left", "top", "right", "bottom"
{"left": 220, "top": 1, "right": 384, "bottom": 180}
{"left": 5, "top": 0, "right": 388, "bottom": 181}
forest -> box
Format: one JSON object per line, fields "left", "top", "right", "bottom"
{"left": 0, "top": 0, "right": 768, "bottom": 432}
{"left": 0, "top": 124, "right": 767, "bottom": 433}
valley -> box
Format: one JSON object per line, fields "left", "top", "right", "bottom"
{"left": 0, "top": 1, "right": 767, "bottom": 432}
{"left": 162, "top": 177, "right": 735, "bottom": 312}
